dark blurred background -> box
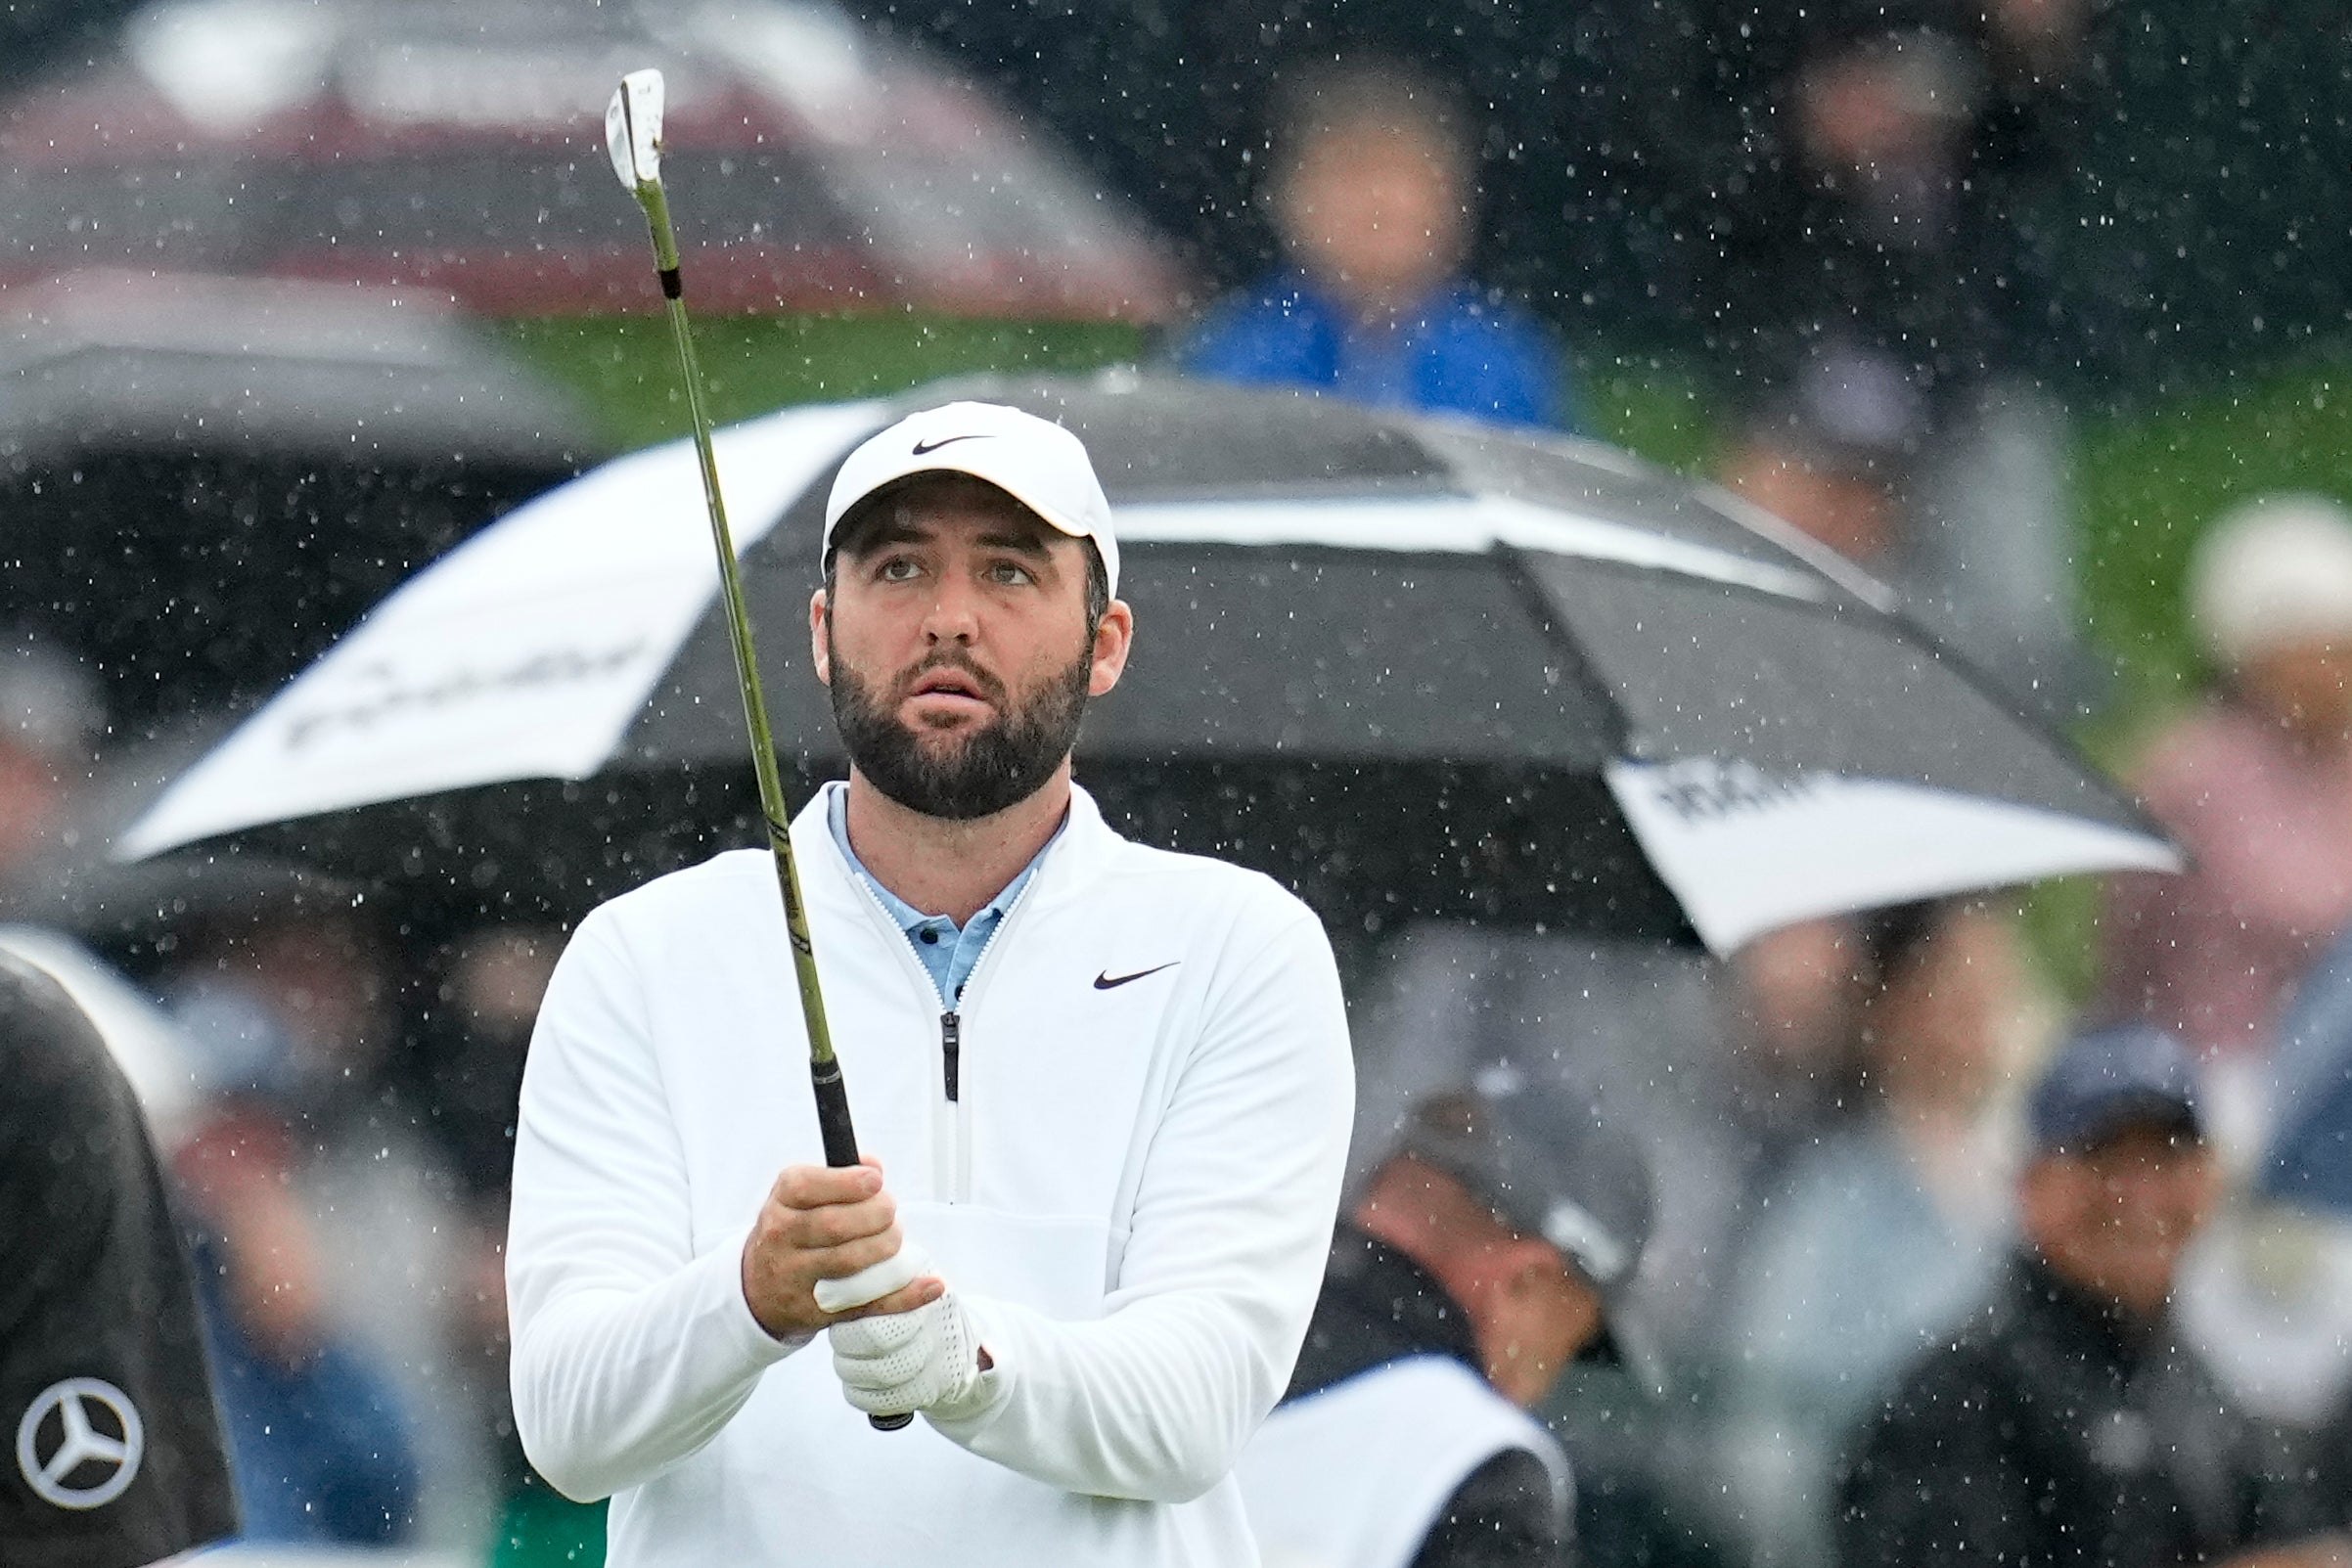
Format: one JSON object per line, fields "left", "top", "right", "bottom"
{"left": 13, "top": 0, "right": 2352, "bottom": 386}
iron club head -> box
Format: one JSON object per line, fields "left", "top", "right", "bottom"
{"left": 605, "top": 68, "right": 665, "bottom": 194}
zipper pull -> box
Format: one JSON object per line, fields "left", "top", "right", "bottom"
{"left": 941, "top": 1011, "right": 961, "bottom": 1102}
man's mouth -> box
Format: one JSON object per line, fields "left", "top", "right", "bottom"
{"left": 910, "top": 668, "right": 983, "bottom": 698}
{"left": 901, "top": 662, "right": 997, "bottom": 720}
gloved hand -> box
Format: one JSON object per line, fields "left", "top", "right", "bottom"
{"left": 829, "top": 1288, "right": 991, "bottom": 1422}
{"left": 812, "top": 1238, "right": 932, "bottom": 1316}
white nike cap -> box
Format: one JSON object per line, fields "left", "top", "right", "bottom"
{"left": 823, "top": 401, "right": 1119, "bottom": 599}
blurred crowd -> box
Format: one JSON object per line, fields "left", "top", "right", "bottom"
{"left": 8, "top": 2, "right": 2352, "bottom": 1565}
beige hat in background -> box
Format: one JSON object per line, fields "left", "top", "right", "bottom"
{"left": 2189, "top": 493, "right": 2352, "bottom": 666}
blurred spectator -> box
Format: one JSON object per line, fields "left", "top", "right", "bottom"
{"left": 1348, "top": 932, "right": 1743, "bottom": 1365}
{"left": 1712, "top": 341, "right": 2087, "bottom": 712}
{"left": 164, "top": 902, "right": 493, "bottom": 1548}
{"left": 1835, "top": 1024, "right": 2346, "bottom": 1568}
{"left": 400, "top": 925, "right": 566, "bottom": 1538}
{"left": 1687, "top": 0, "right": 2098, "bottom": 710}
{"left": 410, "top": 927, "right": 559, "bottom": 1215}
{"left": 2263, "top": 921, "right": 2352, "bottom": 1221}
{"left": 1719, "top": 901, "right": 2045, "bottom": 1564}
{"left": 1177, "top": 56, "right": 1579, "bottom": 430}
{"left": 1715, "top": 917, "right": 1877, "bottom": 1166}
{"left": 174, "top": 1099, "right": 419, "bottom": 1545}
{"left": 1702, "top": 0, "right": 2088, "bottom": 374}
{"left": 1350, "top": 914, "right": 1963, "bottom": 1377}
{"left": 1690, "top": 0, "right": 2092, "bottom": 401}
{"left": 1348, "top": 928, "right": 1796, "bottom": 1566}
{"left": 2313, "top": 1383, "right": 2352, "bottom": 1545}
{"left": 2175, "top": 1195, "right": 2352, "bottom": 1440}
{"left": 0, "top": 638, "right": 105, "bottom": 896}
{"left": 167, "top": 933, "right": 419, "bottom": 1546}
{"left": 1236, "top": 1082, "right": 1652, "bottom": 1567}
{"left": 2166, "top": 923, "right": 2352, "bottom": 1438}
{"left": 1, "top": 949, "right": 238, "bottom": 1566}
{"left": 1716, "top": 347, "right": 1923, "bottom": 569}
{"left": 2101, "top": 495, "right": 2352, "bottom": 1154}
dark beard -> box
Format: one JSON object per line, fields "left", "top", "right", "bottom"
{"left": 830, "top": 645, "right": 1093, "bottom": 821}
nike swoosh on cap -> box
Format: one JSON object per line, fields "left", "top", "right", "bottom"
{"left": 1094, "top": 963, "right": 1179, "bottom": 990}
{"left": 911, "top": 433, "right": 992, "bottom": 455}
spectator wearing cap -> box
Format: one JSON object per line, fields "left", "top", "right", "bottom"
{"left": 1711, "top": 336, "right": 2090, "bottom": 716}
{"left": 1718, "top": 900, "right": 2041, "bottom": 1566}
{"left": 1176, "top": 57, "right": 1578, "bottom": 432}
{"left": 2101, "top": 494, "right": 2352, "bottom": 1149}
{"left": 1232, "top": 1084, "right": 1653, "bottom": 1568}
{"left": 1715, "top": 340, "right": 1927, "bottom": 571}
{"left": 1835, "top": 1025, "right": 2347, "bottom": 1568}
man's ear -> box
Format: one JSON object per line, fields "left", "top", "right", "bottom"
{"left": 1501, "top": 1239, "right": 1564, "bottom": 1301}
{"left": 1089, "top": 599, "right": 1135, "bottom": 697}
{"left": 808, "top": 589, "right": 832, "bottom": 686}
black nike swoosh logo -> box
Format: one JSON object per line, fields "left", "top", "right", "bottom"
{"left": 911, "top": 434, "right": 991, "bottom": 455}
{"left": 1094, "top": 963, "right": 1179, "bottom": 990}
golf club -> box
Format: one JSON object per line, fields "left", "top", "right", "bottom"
{"left": 605, "top": 68, "right": 913, "bottom": 1432}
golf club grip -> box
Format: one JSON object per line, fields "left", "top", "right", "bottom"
{"left": 810, "top": 1056, "right": 861, "bottom": 1170}
{"left": 807, "top": 1059, "right": 914, "bottom": 1432}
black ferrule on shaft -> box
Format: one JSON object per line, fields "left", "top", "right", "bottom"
{"left": 810, "top": 1058, "right": 861, "bottom": 1169}
{"left": 658, "top": 265, "right": 683, "bottom": 299}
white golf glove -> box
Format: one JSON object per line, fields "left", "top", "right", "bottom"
{"left": 828, "top": 1288, "right": 990, "bottom": 1421}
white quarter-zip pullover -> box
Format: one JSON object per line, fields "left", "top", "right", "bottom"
{"left": 507, "top": 784, "right": 1355, "bottom": 1566}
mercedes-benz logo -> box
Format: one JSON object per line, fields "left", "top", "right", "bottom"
{"left": 16, "top": 1377, "right": 144, "bottom": 1509}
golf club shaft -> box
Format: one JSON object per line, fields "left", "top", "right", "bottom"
{"left": 632, "top": 183, "right": 862, "bottom": 1174}
{"left": 620, "top": 80, "right": 910, "bottom": 1437}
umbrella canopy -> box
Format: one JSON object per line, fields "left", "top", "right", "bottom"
{"left": 1, "top": 269, "right": 597, "bottom": 729}
{"left": 0, "top": 0, "right": 1177, "bottom": 321}
{"left": 121, "top": 376, "right": 2179, "bottom": 953}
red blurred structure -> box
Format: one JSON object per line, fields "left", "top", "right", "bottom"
{"left": 0, "top": 0, "right": 1182, "bottom": 322}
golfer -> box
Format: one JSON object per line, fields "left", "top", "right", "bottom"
{"left": 506, "top": 400, "right": 1356, "bottom": 1565}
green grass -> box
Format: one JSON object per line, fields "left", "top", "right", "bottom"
{"left": 500, "top": 312, "right": 1726, "bottom": 471}
{"left": 1578, "top": 354, "right": 1723, "bottom": 475}
{"left": 499, "top": 313, "right": 1148, "bottom": 454}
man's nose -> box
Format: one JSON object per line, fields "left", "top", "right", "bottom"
{"left": 920, "top": 573, "right": 981, "bottom": 644}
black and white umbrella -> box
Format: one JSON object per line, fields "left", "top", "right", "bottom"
{"left": 3, "top": 270, "right": 598, "bottom": 729}
{"left": 121, "top": 376, "right": 2177, "bottom": 953}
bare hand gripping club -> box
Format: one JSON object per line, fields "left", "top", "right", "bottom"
{"left": 605, "top": 68, "right": 913, "bottom": 1431}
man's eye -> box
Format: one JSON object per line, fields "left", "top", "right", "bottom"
{"left": 987, "top": 561, "right": 1033, "bottom": 585}
{"left": 878, "top": 559, "right": 922, "bottom": 582}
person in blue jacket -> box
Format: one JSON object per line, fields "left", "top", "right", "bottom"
{"left": 1178, "top": 57, "right": 1579, "bottom": 433}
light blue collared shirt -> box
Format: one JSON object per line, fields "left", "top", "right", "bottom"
{"left": 825, "top": 784, "right": 1056, "bottom": 1009}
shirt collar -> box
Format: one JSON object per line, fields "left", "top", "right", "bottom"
{"left": 823, "top": 781, "right": 1061, "bottom": 933}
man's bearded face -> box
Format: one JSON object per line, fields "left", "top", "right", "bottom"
{"left": 828, "top": 638, "right": 1092, "bottom": 821}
